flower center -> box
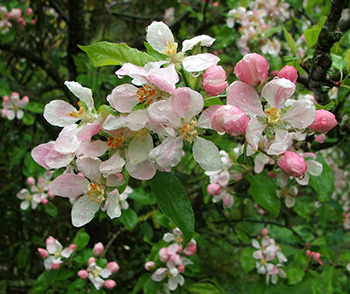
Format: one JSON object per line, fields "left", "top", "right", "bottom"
{"left": 265, "top": 107, "right": 281, "bottom": 124}
{"left": 87, "top": 183, "right": 105, "bottom": 203}
{"left": 181, "top": 120, "right": 198, "bottom": 143}
{"left": 54, "top": 251, "right": 61, "bottom": 258}
{"left": 175, "top": 236, "right": 183, "bottom": 244}
{"left": 163, "top": 40, "right": 178, "bottom": 58}
{"left": 108, "top": 129, "right": 125, "bottom": 149}
{"left": 137, "top": 85, "right": 157, "bottom": 105}
{"left": 92, "top": 268, "right": 100, "bottom": 278}
{"left": 67, "top": 102, "right": 92, "bottom": 122}
{"left": 25, "top": 194, "right": 32, "bottom": 202}
{"left": 13, "top": 105, "right": 19, "bottom": 111}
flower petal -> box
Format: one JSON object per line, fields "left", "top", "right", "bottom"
{"left": 72, "top": 195, "right": 100, "bottom": 227}
{"left": 51, "top": 174, "right": 89, "bottom": 198}
{"left": 193, "top": 137, "right": 222, "bottom": 171}
{"left": 182, "top": 53, "right": 219, "bottom": 72}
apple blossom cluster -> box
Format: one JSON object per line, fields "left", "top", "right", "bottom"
{"left": 37, "top": 236, "right": 77, "bottom": 270}
{"left": 226, "top": 0, "right": 289, "bottom": 55}
{"left": 1, "top": 92, "right": 29, "bottom": 120}
{"left": 77, "top": 242, "right": 119, "bottom": 291}
{"left": 16, "top": 172, "right": 54, "bottom": 210}
{"left": 145, "top": 228, "right": 197, "bottom": 292}
{"left": 306, "top": 249, "right": 323, "bottom": 266}
{"left": 252, "top": 229, "right": 287, "bottom": 284}
{"left": 0, "top": 6, "right": 35, "bottom": 34}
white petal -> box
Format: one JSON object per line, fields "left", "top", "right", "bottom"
{"left": 107, "top": 84, "right": 139, "bottom": 113}
{"left": 182, "top": 35, "right": 215, "bottom": 52}
{"left": 307, "top": 159, "right": 323, "bottom": 176}
{"left": 61, "top": 248, "right": 73, "bottom": 258}
{"left": 20, "top": 201, "right": 30, "bottom": 210}
{"left": 245, "top": 116, "right": 266, "bottom": 150}
{"left": 262, "top": 78, "right": 295, "bottom": 109}
{"left": 100, "top": 151, "right": 125, "bottom": 175}
{"left": 71, "top": 195, "right": 100, "bottom": 227}
{"left": 182, "top": 53, "right": 219, "bottom": 72}
{"left": 163, "top": 233, "right": 175, "bottom": 242}
{"left": 146, "top": 21, "right": 174, "bottom": 53}
{"left": 44, "top": 100, "right": 78, "bottom": 127}
{"left": 64, "top": 81, "right": 94, "bottom": 111}
{"left": 283, "top": 99, "right": 316, "bottom": 129}
{"left": 106, "top": 192, "right": 122, "bottom": 219}
{"left": 193, "top": 137, "right": 222, "bottom": 171}
{"left": 76, "top": 156, "right": 102, "bottom": 184}
{"left": 99, "top": 268, "right": 112, "bottom": 278}
{"left": 266, "top": 129, "right": 291, "bottom": 155}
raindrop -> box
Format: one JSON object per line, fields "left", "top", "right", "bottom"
{"left": 190, "top": 72, "right": 200, "bottom": 77}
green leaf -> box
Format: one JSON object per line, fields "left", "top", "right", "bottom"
{"left": 10, "top": 147, "right": 27, "bottom": 166}
{"left": 331, "top": 53, "right": 347, "bottom": 71}
{"left": 293, "top": 197, "right": 311, "bottom": 221}
{"left": 263, "top": 26, "right": 282, "bottom": 39}
{"left": 283, "top": 27, "right": 297, "bottom": 55}
{"left": 143, "top": 277, "right": 161, "bottom": 294}
{"left": 22, "top": 113, "right": 35, "bottom": 125}
{"left": 287, "top": 267, "right": 305, "bottom": 285}
{"left": 322, "top": 266, "right": 338, "bottom": 294}
{"left": 26, "top": 102, "right": 44, "bottom": 114}
{"left": 44, "top": 202, "right": 58, "bottom": 217}
{"left": 309, "top": 156, "right": 334, "bottom": 202}
{"left": 68, "top": 278, "right": 87, "bottom": 290}
{"left": 132, "top": 273, "right": 150, "bottom": 294}
{"left": 73, "top": 228, "right": 90, "bottom": 251}
{"left": 240, "top": 247, "right": 256, "bottom": 273}
{"left": 79, "top": 42, "right": 156, "bottom": 67}
{"left": 128, "top": 188, "right": 156, "bottom": 205}
{"left": 247, "top": 172, "right": 280, "bottom": 217}
{"left": 16, "top": 244, "right": 30, "bottom": 269}
{"left": 144, "top": 42, "right": 168, "bottom": 60}
{"left": 304, "top": 17, "right": 327, "bottom": 49}
{"left": 315, "top": 102, "right": 335, "bottom": 111}
{"left": 187, "top": 283, "right": 223, "bottom": 294}
{"left": 33, "top": 269, "right": 75, "bottom": 293}
{"left": 345, "top": 49, "right": 350, "bottom": 73}
{"left": 149, "top": 171, "right": 194, "bottom": 247}
{"left": 120, "top": 208, "right": 138, "bottom": 231}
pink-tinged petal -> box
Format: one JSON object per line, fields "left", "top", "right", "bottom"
{"left": 46, "top": 149, "right": 74, "bottom": 169}
{"left": 182, "top": 35, "right": 215, "bottom": 52}
{"left": 6, "top": 110, "right": 16, "bottom": 120}
{"left": 20, "top": 201, "right": 30, "bottom": 210}
{"left": 279, "top": 269, "right": 286, "bottom": 278}
{"left": 71, "top": 195, "right": 100, "bottom": 227}
{"left": 17, "top": 189, "right": 29, "bottom": 200}
{"left": 31, "top": 142, "right": 55, "bottom": 169}
{"left": 149, "top": 136, "right": 183, "bottom": 169}
{"left": 171, "top": 87, "right": 204, "bottom": 121}
{"left": 76, "top": 120, "right": 102, "bottom": 142}
{"left": 266, "top": 129, "right": 292, "bottom": 155}
{"left": 253, "top": 250, "right": 264, "bottom": 260}
{"left": 44, "top": 100, "right": 78, "bottom": 127}
{"left": 198, "top": 105, "right": 221, "bottom": 129}
{"left": 107, "top": 84, "right": 139, "bottom": 113}
{"left": 125, "top": 159, "right": 156, "bottom": 180}
{"left": 106, "top": 192, "right": 121, "bottom": 219}
{"left": 76, "top": 140, "right": 108, "bottom": 157}
{"left": 102, "top": 114, "right": 125, "bottom": 131}
{"left": 193, "top": 137, "right": 222, "bottom": 171}
{"left": 151, "top": 268, "right": 168, "bottom": 282}
{"left": 16, "top": 110, "right": 24, "bottom": 119}
{"left": 90, "top": 275, "right": 105, "bottom": 290}
{"left": 128, "top": 133, "right": 153, "bottom": 165}
{"left": 64, "top": 81, "right": 94, "bottom": 111}
{"left": 47, "top": 239, "right": 63, "bottom": 254}
{"left": 51, "top": 174, "right": 89, "bottom": 198}
{"left": 99, "top": 268, "right": 112, "bottom": 279}
{"left": 54, "top": 125, "right": 81, "bottom": 154}
{"left": 147, "top": 64, "right": 179, "bottom": 93}
{"left": 167, "top": 244, "right": 180, "bottom": 255}
{"left": 257, "top": 264, "right": 266, "bottom": 274}
{"left": 100, "top": 151, "right": 125, "bottom": 175}
{"left": 168, "top": 277, "right": 179, "bottom": 291}
{"left": 148, "top": 99, "right": 181, "bottom": 128}
{"left": 262, "top": 236, "right": 272, "bottom": 246}
{"left": 115, "top": 63, "right": 148, "bottom": 85}
{"left": 252, "top": 239, "right": 260, "bottom": 249}
{"left": 175, "top": 274, "right": 184, "bottom": 286}
{"left": 163, "top": 233, "right": 176, "bottom": 242}
{"left": 182, "top": 53, "right": 220, "bottom": 72}
{"left": 245, "top": 116, "right": 266, "bottom": 150}
{"left": 261, "top": 78, "right": 295, "bottom": 109}
{"left": 76, "top": 156, "right": 102, "bottom": 184}
{"left": 295, "top": 171, "right": 309, "bottom": 186}
{"left": 226, "top": 81, "right": 265, "bottom": 117}
{"left": 124, "top": 109, "right": 149, "bottom": 131}
{"left": 307, "top": 159, "right": 323, "bottom": 176}
{"left": 106, "top": 174, "right": 124, "bottom": 187}
{"left": 283, "top": 99, "right": 316, "bottom": 129}
{"left": 61, "top": 248, "right": 73, "bottom": 258}
{"left": 254, "top": 153, "right": 273, "bottom": 174}
{"left": 146, "top": 21, "right": 174, "bottom": 53}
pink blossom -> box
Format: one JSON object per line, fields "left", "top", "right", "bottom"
{"left": 104, "top": 280, "right": 116, "bottom": 289}
{"left": 261, "top": 228, "right": 268, "bottom": 235}
{"left": 107, "top": 261, "right": 120, "bottom": 273}
{"left": 88, "top": 257, "right": 96, "bottom": 266}
{"left": 278, "top": 65, "right": 298, "bottom": 84}
{"left": 87, "top": 262, "right": 112, "bottom": 290}
{"left": 1, "top": 92, "right": 29, "bottom": 120}
{"left": 315, "top": 134, "right": 326, "bottom": 143}
{"left": 234, "top": 53, "right": 269, "bottom": 86}
{"left": 145, "top": 261, "right": 155, "bottom": 271}
{"left": 202, "top": 65, "right": 228, "bottom": 96}
{"left": 207, "top": 183, "right": 222, "bottom": 195}
{"left": 306, "top": 250, "right": 311, "bottom": 256}
{"left": 309, "top": 110, "right": 337, "bottom": 133}
{"left": 38, "top": 248, "right": 48, "bottom": 258}
{"left": 41, "top": 198, "right": 49, "bottom": 205}
{"left": 78, "top": 270, "right": 89, "bottom": 279}
{"left": 277, "top": 151, "right": 307, "bottom": 178}
{"left": 93, "top": 242, "right": 104, "bottom": 255}
{"left": 52, "top": 263, "right": 60, "bottom": 270}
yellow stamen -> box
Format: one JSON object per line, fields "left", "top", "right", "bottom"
{"left": 67, "top": 102, "right": 91, "bottom": 122}
{"left": 13, "top": 105, "right": 19, "bottom": 111}
{"left": 180, "top": 120, "right": 198, "bottom": 143}
{"left": 175, "top": 236, "right": 183, "bottom": 244}
{"left": 265, "top": 107, "right": 281, "bottom": 124}
{"left": 137, "top": 85, "right": 157, "bottom": 105}
{"left": 163, "top": 40, "right": 178, "bottom": 57}
{"left": 92, "top": 268, "right": 100, "bottom": 277}
{"left": 87, "top": 183, "right": 105, "bottom": 203}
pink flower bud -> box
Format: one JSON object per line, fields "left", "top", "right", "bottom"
{"left": 69, "top": 244, "right": 77, "bottom": 251}
{"left": 104, "top": 280, "right": 116, "bottom": 290}
{"left": 207, "top": 183, "right": 222, "bottom": 195}
{"left": 2, "top": 95, "right": 9, "bottom": 103}
{"left": 8, "top": 8, "right": 21, "bottom": 19}
{"left": 11, "top": 92, "right": 19, "bottom": 99}
{"left": 309, "top": 110, "right": 337, "bottom": 133}
{"left": 183, "top": 240, "right": 197, "bottom": 256}
{"left": 21, "top": 96, "right": 29, "bottom": 104}
{"left": 313, "top": 252, "right": 321, "bottom": 261}
{"left": 52, "top": 263, "right": 60, "bottom": 270}
{"left": 261, "top": 228, "right": 268, "bottom": 235}
{"left": 88, "top": 257, "right": 96, "bottom": 266}
{"left": 278, "top": 65, "right": 298, "bottom": 84}
{"left": 314, "top": 134, "right": 325, "bottom": 143}
{"left": 178, "top": 264, "right": 185, "bottom": 273}
{"left": 234, "top": 53, "right": 269, "bottom": 86}
{"left": 78, "top": 270, "right": 89, "bottom": 279}
{"left": 93, "top": 242, "right": 104, "bottom": 255}
{"left": 107, "top": 261, "right": 120, "bottom": 273}
{"left": 159, "top": 247, "right": 169, "bottom": 262}
{"left": 306, "top": 250, "right": 311, "bottom": 256}
{"left": 202, "top": 65, "right": 228, "bottom": 96}
{"left": 258, "top": 209, "right": 265, "bottom": 215}
{"left": 26, "top": 8, "right": 33, "bottom": 16}
{"left": 38, "top": 248, "right": 48, "bottom": 258}
{"left": 145, "top": 261, "right": 155, "bottom": 271}
{"left": 311, "top": 251, "right": 316, "bottom": 256}
{"left": 48, "top": 190, "right": 54, "bottom": 198}
{"left": 27, "top": 177, "right": 35, "bottom": 186}
{"left": 211, "top": 105, "right": 249, "bottom": 136}
{"left": 318, "top": 259, "right": 323, "bottom": 266}
{"left": 277, "top": 151, "right": 307, "bottom": 178}
{"left": 18, "top": 17, "right": 25, "bottom": 25}
{"left": 41, "top": 198, "right": 49, "bottom": 205}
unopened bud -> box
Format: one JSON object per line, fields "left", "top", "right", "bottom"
{"left": 93, "top": 242, "right": 104, "bottom": 255}
{"left": 306, "top": 250, "right": 311, "bottom": 256}
{"left": 104, "top": 280, "right": 116, "bottom": 289}
{"left": 27, "top": 177, "right": 35, "bottom": 186}
{"left": 78, "top": 270, "right": 88, "bottom": 279}
{"left": 278, "top": 65, "right": 298, "bottom": 84}
{"left": 178, "top": 264, "right": 185, "bottom": 273}
{"left": 107, "top": 261, "right": 120, "bottom": 273}
{"left": 37, "top": 248, "right": 48, "bottom": 258}
{"left": 145, "top": 261, "right": 155, "bottom": 271}
{"left": 69, "top": 244, "right": 77, "bottom": 251}
{"left": 277, "top": 151, "right": 307, "bottom": 178}
{"left": 261, "top": 228, "right": 268, "bottom": 235}
{"left": 41, "top": 198, "right": 49, "bottom": 205}
{"left": 52, "top": 263, "right": 60, "bottom": 270}
{"left": 207, "top": 183, "right": 222, "bottom": 195}
{"left": 202, "top": 65, "right": 228, "bottom": 96}
{"left": 26, "top": 7, "right": 33, "bottom": 16}
{"left": 309, "top": 110, "right": 337, "bottom": 133}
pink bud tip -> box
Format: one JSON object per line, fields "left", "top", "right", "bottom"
{"left": 93, "top": 242, "right": 104, "bottom": 255}
{"left": 41, "top": 198, "right": 49, "bottom": 205}
{"left": 45, "top": 236, "right": 55, "bottom": 246}
{"left": 27, "top": 177, "right": 35, "bottom": 186}
{"left": 48, "top": 190, "right": 54, "bottom": 198}
{"left": 26, "top": 8, "right": 33, "bottom": 16}
{"left": 277, "top": 151, "right": 307, "bottom": 178}
{"left": 261, "top": 228, "right": 268, "bottom": 235}
{"left": 88, "top": 257, "right": 96, "bottom": 266}
{"left": 107, "top": 261, "right": 120, "bottom": 273}
{"left": 69, "top": 244, "right": 77, "bottom": 251}
{"left": 234, "top": 53, "right": 269, "bottom": 86}
{"left": 11, "top": 92, "right": 19, "bottom": 99}
{"left": 52, "top": 263, "right": 60, "bottom": 270}
{"left": 37, "top": 248, "right": 48, "bottom": 258}
{"left": 309, "top": 110, "right": 337, "bottom": 133}
{"left": 30, "top": 19, "right": 36, "bottom": 25}
{"left": 278, "top": 65, "right": 298, "bottom": 84}
{"left": 318, "top": 259, "right": 323, "bottom": 266}
{"left": 258, "top": 209, "right": 265, "bottom": 215}
{"left": 21, "top": 96, "right": 29, "bottom": 103}
{"left": 178, "top": 264, "right": 185, "bottom": 273}
{"left": 145, "top": 261, "right": 155, "bottom": 271}
{"left": 306, "top": 250, "right": 311, "bottom": 256}
{"left": 202, "top": 65, "right": 228, "bottom": 96}
{"left": 313, "top": 252, "right": 321, "bottom": 261}
{"left": 7, "top": 12, "right": 14, "bottom": 19}
{"left": 78, "top": 270, "right": 89, "bottom": 279}
{"left": 104, "top": 280, "right": 116, "bottom": 290}
{"left": 207, "top": 183, "right": 222, "bottom": 195}
{"left": 314, "top": 134, "right": 325, "bottom": 143}
{"left": 3, "top": 95, "right": 9, "bottom": 102}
